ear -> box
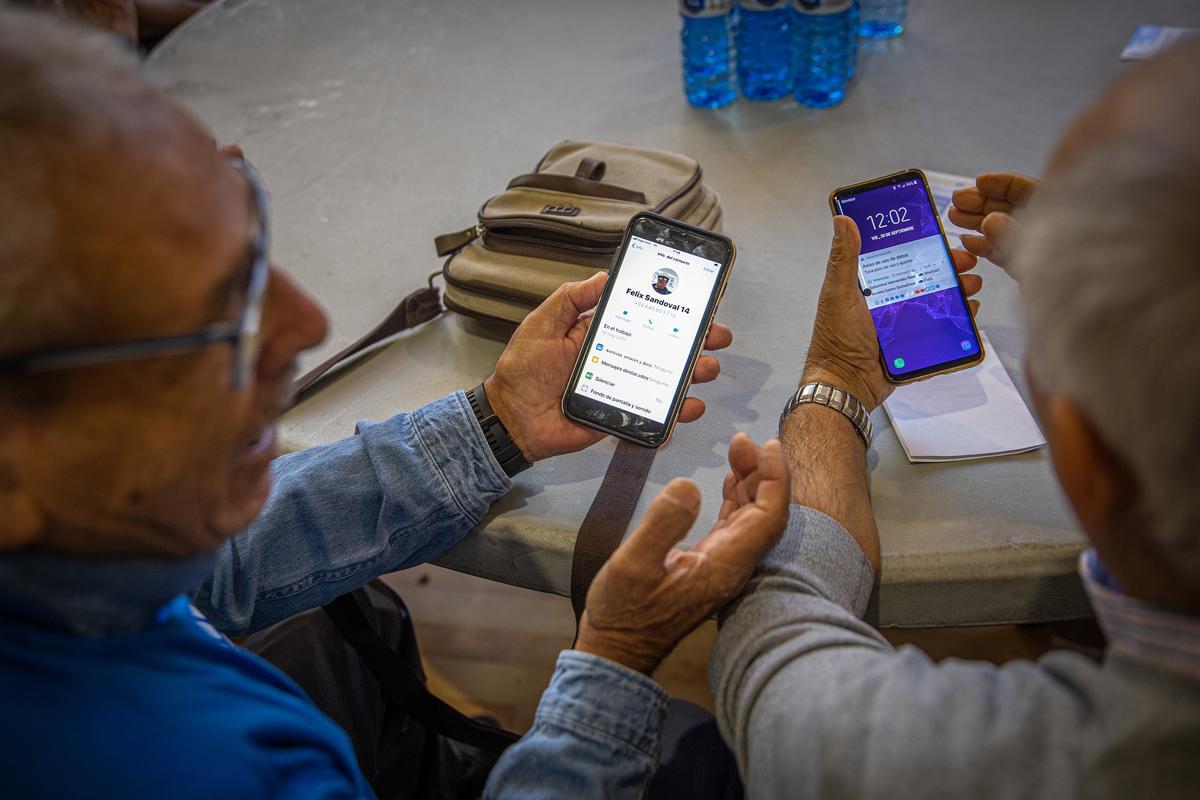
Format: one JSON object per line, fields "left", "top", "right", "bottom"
{"left": 1041, "top": 393, "right": 1137, "bottom": 536}
{"left": 0, "top": 423, "right": 45, "bottom": 549}
{"left": 0, "top": 464, "right": 45, "bottom": 550}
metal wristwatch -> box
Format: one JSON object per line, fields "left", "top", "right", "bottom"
{"left": 779, "top": 381, "right": 874, "bottom": 450}
{"left": 466, "top": 383, "right": 532, "bottom": 477}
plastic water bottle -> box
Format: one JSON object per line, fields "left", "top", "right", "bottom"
{"left": 858, "top": 0, "right": 906, "bottom": 39}
{"left": 680, "top": 0, "right": 737, "bottom": 109}
{"left": 791, "top": 0, "right": 854, "bottom": 109}
{"left": 846, "top": 0, "right": 859, "bottom": 79}
{"left": 737, "top": 0, "right": 792, "bottom": 101}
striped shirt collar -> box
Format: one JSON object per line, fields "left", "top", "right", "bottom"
{"left": 1080, "top": 549, "right": 1200, "bottom": 680}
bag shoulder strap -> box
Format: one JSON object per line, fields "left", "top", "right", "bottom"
{"left": 570, "top": 440, "right": 658, "bottom": 627}
{"left": 293, "top": 283, "right": 443, "bottom": 402}
{"left": 322, "top": 591, "right": 521, "bottom": 755}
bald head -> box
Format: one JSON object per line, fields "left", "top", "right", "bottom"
{"left": 1047, "top": 36, "right": 1200, "bottom": 177}
{"left": 0, "top": 4, "right": 248, "bottom": 364}
{"left": 1017, "top": 38, "right": 1200, "bottom": 588}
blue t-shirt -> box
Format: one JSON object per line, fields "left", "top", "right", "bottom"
{"left": 0, "top": 595, "right": 372, "bottom": 799}
{"left": 0, "top": 395, "right": 513, "bottom": 798}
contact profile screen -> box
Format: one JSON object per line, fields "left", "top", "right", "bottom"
{"left": 835, "top": 178, "right": 980, "bottom": 377}
{"left": 572, "top": 235, "right": 722, "bottom": 424}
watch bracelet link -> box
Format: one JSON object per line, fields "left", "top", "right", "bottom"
{"left": 779, "top": 381, "right": 874, "bottom": 450}
{"left": 466, "top": 383, "right": 532, "bottom": 477}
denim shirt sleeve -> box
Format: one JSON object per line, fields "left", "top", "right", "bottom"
{"left": 485, "top": 651, "right": 669, "bottom": 800}
{"left": 191, "top": 391, "right": 510, "bottom": 636}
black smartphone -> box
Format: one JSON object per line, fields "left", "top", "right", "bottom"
{"left": 562, "top": 212, "right": 735, "bottom": 448}
{"left": 830, "top": 169, "right": 985, "bottom": 383}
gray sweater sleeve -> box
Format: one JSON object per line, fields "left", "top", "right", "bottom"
{"left": 710, "top": 505, "right": 1097, "bottom": 800}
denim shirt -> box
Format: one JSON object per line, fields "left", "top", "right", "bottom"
{"left": 193, "top": 391, "right": 510, "bottom": 636}
{"left": 484, "top": 651, "right": 670, "bottom": 799}
{"left": 0, "top": 391, "right": 670, "bottom": 798}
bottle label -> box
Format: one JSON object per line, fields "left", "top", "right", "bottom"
{"left": 680, "top": 0, "right": 735, "bottom": 18}
{"left": 739, "top": 0, "right": 787, "bottom": 10}
{"left": 791, "top": 0, "right": 852, "bottom": 14}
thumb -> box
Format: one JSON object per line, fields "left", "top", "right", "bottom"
{"left": 535, "top": 271, "right": 608, "bottom": 337}
{"left": 827, "top": 216, "right": 863, "bottom": 294}
{"left": 617, "top": 478, "right": 701, "bottom": 568}
{"left": 979, "top": 210, "right": 1017, "bottom": 258}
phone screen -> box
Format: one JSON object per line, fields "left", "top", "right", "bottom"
{"left": 565, "top": 215, "right": 730, "bottom": 446}
{"left": 834, "top": 172, "right": 982, "bottom": 380}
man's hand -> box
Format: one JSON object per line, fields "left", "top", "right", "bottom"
{"left": 948, "top": 172, "right": 1040, "bottom": 275}
{"left": 575, "top": 434, "right": 790, "bottom": 675}
{"left": 484, "top": 271, "right": 733, "bottom": 462}
{"left": 804, "top": 216, "right": 983, "bottom": 411}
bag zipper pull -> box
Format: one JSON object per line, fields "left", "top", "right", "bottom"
{"left": 434, "top": 224, "right": 484, "bottom": 257}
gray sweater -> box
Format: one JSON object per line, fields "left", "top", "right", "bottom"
{"left": 711, "top": 505, "right": 1200, "bottom": 799}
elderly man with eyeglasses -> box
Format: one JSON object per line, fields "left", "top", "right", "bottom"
{"left": 0, "top": 7, "right": 796, "bottom": 800}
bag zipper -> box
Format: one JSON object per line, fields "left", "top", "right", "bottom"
{"left": 434, "top": 223, "right": 486, "bottom": 257}
{"left": 440, "top": 257, "right": 549, "bottom": 306}
{"left": 652, "top": 165, "right": 702, "bottom": 213}
{"left": 483, "top": 228, "right": 615, "bottom": 254}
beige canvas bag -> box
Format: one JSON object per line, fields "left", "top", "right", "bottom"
{"left": 434, "top": 140, "right": 723, "bottom": 325}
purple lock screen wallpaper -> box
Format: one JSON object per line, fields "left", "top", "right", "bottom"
{"left": 835, "top": 177, "right": 979, "bottom": 377}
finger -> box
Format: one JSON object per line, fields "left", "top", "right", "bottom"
{"left": 827, "top": 216, "right": 863, "bottom": 294}
{"left": 970, "top": 299, "right": 981, "bottom": 318}
{"left": 736, "top": 472, "right": 763, "bottom": 507}
{"left": 704, "top": 322, "right": 734, "bottom": 351}
{"left": 722, "top": 471, "right": 738, "bottom": 503}
{"left": 959, "top": 233, "right": 994, "bottom": 260}
{"left": 220, "top": 143, "right": 245, "bottom": 159}
{"left": 752, "top": 438, "right": 788, "bottom": 512}
{"left": 618, "top": 478, "right": 701, "bottom": 566}
{"left": 975, "top": 172, "right": 1039, "bottom": 206}
{"left": 718, "top": 472, "right": 740, "bottom": 524}
{"left": 691, "top": 355, "right": 721, "bottom": 384}
{"left": 950, "top": 186, "right": 987, "bottom": 215}
{"left": 699, "top": 440, "right": 789, "bottom": 557}
{"left": 727, "top": 431, "right": 760, "bottom": 480}
{"left": 951, "top": 248, "right": 978, "bottom": 274}
{"left": 677, "top": 397, "right": 706, "bottom": 424}
{"left": 948, "top": 205, "right": 985, "bottom": 232}
{"left": 979, "top": 210, "right": 1016, "bottom": 247}
{"left": 532, "top": 271, "right": 608, "bottom": 337}
{"left": 951, "top": 190, "right": 1018, "bottom": 222}
{"left": 960, "top": 273, "right": 983, "bottom": 297}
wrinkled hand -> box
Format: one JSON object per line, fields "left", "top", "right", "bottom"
{"left": 575, "top": 434, "right": 790, "bottom": 675}
{"left": 948, "top": 172, "right": 1039, "bottom": 275}
{"left": 805, "top": 217, "right": 983, "bottom": 410}
{"left": 484, "top": 271, "right": 733, "bottom": 462}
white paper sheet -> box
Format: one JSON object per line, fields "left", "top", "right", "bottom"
{"left": 923, "top": 169, "right": 978, "bottom": 249}
{"left": 882, "top": 332, "right": 1046, "bottom": 463}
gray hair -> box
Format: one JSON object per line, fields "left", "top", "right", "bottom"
{"left": 0, "top": 4, "right": 137, "bottom": 358}
{"left": 1016, "top": 113, "right": 1200, "bottom": 584}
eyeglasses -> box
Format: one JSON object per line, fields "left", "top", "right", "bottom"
{"left": 0, "top": 156, "right": 270, "bottom": 390}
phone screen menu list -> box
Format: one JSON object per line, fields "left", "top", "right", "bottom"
{"left": 836, "top": 178, "right": 979, "bottom": 376}
{"left": 572, "top": 235, "right": 721, "bottom": 424}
